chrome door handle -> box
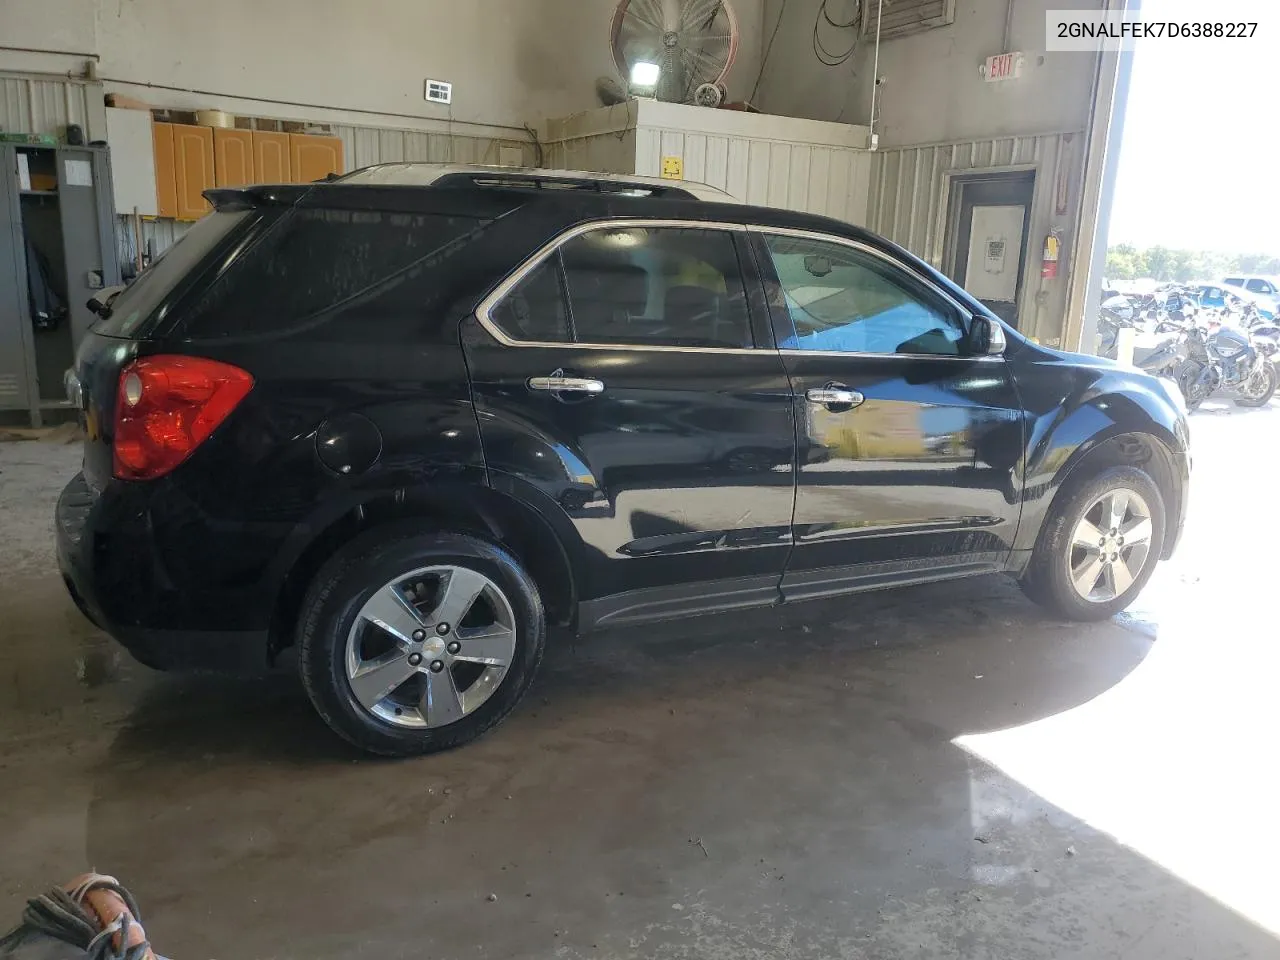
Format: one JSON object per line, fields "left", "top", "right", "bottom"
{"left": 806, "top": 386, "right": 864, "bottom": 407}
{"left": 527, "top": 376, "right": 605, "bottom": 394}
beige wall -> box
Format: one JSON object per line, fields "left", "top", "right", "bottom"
{"left": 2, "top": 0, "right": 765, "bottom": 133}
{"left": 756, "top": 0, "right": 1101, "bottom": 146}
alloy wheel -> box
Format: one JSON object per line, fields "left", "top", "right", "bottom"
{"left": 1067, "top": 489, "right": 1154, "bottom": 603}
{"left": 1238, "top": 365, "right": 1274, "bottom": 401}
{"left": 344, "top": 565, "right": 517, "bottom": 729}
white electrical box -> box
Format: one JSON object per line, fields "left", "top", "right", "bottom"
{"left": 105, "top": 107, "right": 158, "bottom": 216}
{"left": 424, "top": 80, "right": 453, "bottom": 104}
{"left": 965, "top": 204, "right": 1025, "bottom": 303}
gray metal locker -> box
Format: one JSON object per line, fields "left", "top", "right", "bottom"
{"left": 0, "top": 143, "right": 120, "bottom": 426}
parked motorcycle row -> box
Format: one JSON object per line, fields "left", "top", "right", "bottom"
{"left": 1097, "top": 285, "right": 1279, "bottom": 410}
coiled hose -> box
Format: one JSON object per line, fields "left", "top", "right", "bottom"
{"left": 0, "top": 875, "right": 159, "bottom": 960}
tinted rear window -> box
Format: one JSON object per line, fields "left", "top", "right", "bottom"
{"left": 180, "top": 207, "right": 492, "bottom": 340}
{"left": 93, "top": 211, "right": 252, "bottom": 338}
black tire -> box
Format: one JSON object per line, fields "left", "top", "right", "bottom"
{"left": 1176, "top": 361, "right": 1206, "bottom": 410}
{"left": 297, "top": 528, "right": 545, "bottom": 756}
{"left": 1020, "top": 465, "right": 1166, "bottom": 622}
{"left": 1234, "top": 363, "right": 1277, "bottom": 407}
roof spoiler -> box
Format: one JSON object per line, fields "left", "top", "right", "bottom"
{"left": 203, "top": 185, "right": 311, "bottom": 210}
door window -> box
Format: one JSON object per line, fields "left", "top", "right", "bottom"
{"left": 762, "top": 234, "right": 967, "bottom": 356}
{"left": 1245, "top": 278, "right": 1271, "bottom": 294}
{"left": 488, "top": 257, "right": 571, "bottom": 343}
{"left": 487, "top": 225, "right": 754, "bottom": 349}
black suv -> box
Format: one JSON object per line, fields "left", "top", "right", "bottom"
{"left": 57, "top": 164, "right": 1190, "bottom": 755}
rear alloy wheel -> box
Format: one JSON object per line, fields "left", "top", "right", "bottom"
{"left": 345, "top": 566, "right": 518, "bottom": 730}
{"left": 1021, "top": 465, "right": 1165, "bottom": 621}
{"left": 299, "top": 531, "right": 545, "bottom": 756}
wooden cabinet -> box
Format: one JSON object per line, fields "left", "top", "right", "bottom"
{"left": 153, "top": 122, "right": 216, "bottom": 221}
{"left": 173, "top": 124, "right": 215, "bottom": 219}
{"left": 252, "top": 131, "right": 291, "bottom": 183}
{"left": 152, "top": 125, "right": 344, "bottom": 217}
{"left": 213, "top": 128, "right": 254, "bottom": 187}
{"left": 289, "top": 134, "right": 343, "bottom": 183}
{"left": 152, "top": 122, "right": 178, "bottom": 219}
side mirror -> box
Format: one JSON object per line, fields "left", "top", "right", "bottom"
{"left": 974, "top": 316, "right": 1006, "bottom": 356}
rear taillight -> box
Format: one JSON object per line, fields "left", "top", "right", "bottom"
{"left": 112, "top": 355, "right": 254, "bottom": 480}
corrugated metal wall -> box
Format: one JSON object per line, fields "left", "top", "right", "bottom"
{"left": 330, "top": 124, "right": 534, "bottom": 171}
{"left": 868, "top": 131, "right": 1084, "bottom": 344}
{"left": 633, "top": 128, "right": 873, "bottom": 224}
{"left": 0, "top": 73, "right": 106, "bottom": 141}
{"left": 545, "top": 131, "right": 637, "bottom": 177}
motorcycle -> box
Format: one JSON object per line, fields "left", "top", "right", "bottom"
{"left": 1176, "top": 318, "right": 1278, "bottom": 410}
{"left": 1097, "top": 298, "right": 1192, "bottom": 385}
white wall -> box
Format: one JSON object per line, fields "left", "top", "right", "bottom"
{"left": 757, "top": 0, "right": 1101, "bottom": 147}
{"left": 2, "top": 0, "right": 765, "bottom": 133}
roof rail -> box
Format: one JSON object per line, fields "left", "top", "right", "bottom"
{"left": 431, "top": 170, "right": 699, "bottom": 200}
{"left": 336, "top": 163, "right": 734, "bottom": 202}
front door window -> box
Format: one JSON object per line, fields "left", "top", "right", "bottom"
{"left": 762, "top": 234, "right": 968, "bottom": 356}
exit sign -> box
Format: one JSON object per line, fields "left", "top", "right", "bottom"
{"left": 984, "top": 52, "right": 1024, "bottom": 82}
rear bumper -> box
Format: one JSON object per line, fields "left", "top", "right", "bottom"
{"left": 56, "top": 473, "right": 269, "bottom": 673}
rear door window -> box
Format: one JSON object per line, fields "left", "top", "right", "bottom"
{"left": 487, "top": 225, "right": 754, "bottom": 350}
{"left": 92, "top": 210, "right": 252, "bottom": 338}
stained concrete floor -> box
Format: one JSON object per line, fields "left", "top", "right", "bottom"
{"left": 1, "top": 400, "right": 1277, "bottom": 959}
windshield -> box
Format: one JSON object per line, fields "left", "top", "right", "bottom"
{"left": 93, "top": 210, "right": 252, "bottom": 338}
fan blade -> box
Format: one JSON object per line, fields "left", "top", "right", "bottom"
{"left": 628, "top": 0, "right": 667, "bottom": 34}
{"left": 681, "top": 0, "right": 724, "bottom": 32}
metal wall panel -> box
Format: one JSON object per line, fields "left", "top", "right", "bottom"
{"left": 544, "top": 131, "right": 637, "bottom": 175}
{"left": 633, "top": 126, "right": 872, "bottom": 224}
{"left": 0, "top": 74, "right": 106, "bottom": 142}
{"left": 868, "top": 131, "right": 1084, "bottom": 344}
{"left": 330, "top": 124, "right": 534, "bottom": 174}
{"left": 870, "top": 134, "right": 1047, "bottom": 262}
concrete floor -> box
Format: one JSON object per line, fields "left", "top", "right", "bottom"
{"left": 1, "top": 400, "right": 1277, "bottom": 959}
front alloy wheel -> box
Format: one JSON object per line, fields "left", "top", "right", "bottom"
{"left": 1067, "top": 489, "right": 1154, "bottom": 603}
{"left": 1020, "top": 464, "right": 1166, "bottom": 621}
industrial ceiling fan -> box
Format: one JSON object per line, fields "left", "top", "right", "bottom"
{"left": 609, "top": 0, "right": 740, "bottom": 105}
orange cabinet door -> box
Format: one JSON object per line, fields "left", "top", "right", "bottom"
{"left": 172, "top": 123, "right": 215, "bottom": 220}
{"left": 152, "top": 122, "right": 179, "bottom": 219}
{"left": 252, "top": 131, "right": 291, "bottom": 183}
{"left": 213, "top": 128, "right": 255, "bottom": 187}
{"left": 289, "top": 134, "right": 344, "bottom": 183}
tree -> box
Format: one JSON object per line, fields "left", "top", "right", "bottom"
{"left": 1104, "top": 245, "right": 1280, "bottom": 283}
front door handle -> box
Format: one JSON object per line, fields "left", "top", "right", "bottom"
{"left": 527, "top": 375, "right": 605, "bottom": 395}
{"left": 806, "top": 385, "right": 864, "bottom": 409}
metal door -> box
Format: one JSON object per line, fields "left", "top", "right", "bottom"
{"left": 945, "top": 172, "right": 1034, "bottom": 329}
{"left": 0, "top": 145, "right": 39, "bottom": 418}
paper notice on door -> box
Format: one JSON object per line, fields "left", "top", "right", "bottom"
{"left": 64, "top": 158, "right": 93, "bottom": 187}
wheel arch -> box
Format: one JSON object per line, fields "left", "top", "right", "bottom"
{"left": 267, "top": 482, "right": 579, "bottom": 659}
{"left": 1015, "top": 427, "right": 1184, "bottom": 569}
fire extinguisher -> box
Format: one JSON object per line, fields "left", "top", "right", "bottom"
{"left": 1041, "top": 229, "right": 1062, "bottom": 279}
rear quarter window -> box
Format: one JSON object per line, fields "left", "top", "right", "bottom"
{"left": 179, "top": 207, "right": 492, "bottom": 340}
{"left": 92, "top": 210, "right": 252, "bottom": 338}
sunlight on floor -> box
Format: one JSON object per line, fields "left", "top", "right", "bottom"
{"left": 956, "top": 568, "right": 1280, "bottom": 936}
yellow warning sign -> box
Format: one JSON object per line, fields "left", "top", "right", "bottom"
{"left": 660, "top": 156, "right": 684, "bottom": 180}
